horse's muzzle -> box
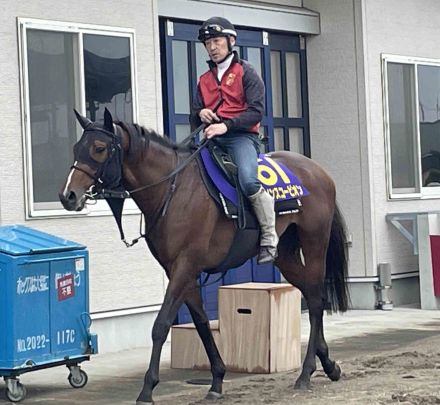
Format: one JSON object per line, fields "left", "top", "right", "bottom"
{"left": 59, "top": 190, "right": 85, "bottom": 211}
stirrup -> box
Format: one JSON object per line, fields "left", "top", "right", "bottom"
{"left": 257, "top": 246, "right": 278, "bottom": 264}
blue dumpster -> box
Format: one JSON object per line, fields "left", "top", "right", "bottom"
{"left": 0, "top": 225, "right": 98, "bottom": 402}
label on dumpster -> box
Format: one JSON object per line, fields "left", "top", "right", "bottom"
{"left": 75, "top": 257, "right": 85, "bottom": 272}
{"left": 57, "top": 274, "right": 75, "bottom": 301}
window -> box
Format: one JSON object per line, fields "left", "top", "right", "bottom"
{"left": 383, "top": 55, "right": 440, "bottom": 198}
{"left": 19, "top": 19, "right": 137, "bottom": 217}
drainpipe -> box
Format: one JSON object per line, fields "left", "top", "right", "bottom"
{"left": 375, "top": 262, "right": 393, "bottom": 310}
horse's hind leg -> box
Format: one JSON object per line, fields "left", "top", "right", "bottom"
{"left": 316, "top": 319, "right": 341, "bottom": 381}
{"left": 275, "top": 226, "right": 317, "bottom": 389}
{"left": 296, "top": 282, "right": 329, "bottom": 389}
{"left": 276, "top": 226, "right": 339, "bottom": 389}
{"left": 185, "top": 286, "right": 226, "bottom": 399}
{"left": 297, "top": 231, "right": 341, "bottom": 388}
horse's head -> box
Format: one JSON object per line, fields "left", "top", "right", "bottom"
{"left": 59, "top": 108, "right": 123, "bottom": 211}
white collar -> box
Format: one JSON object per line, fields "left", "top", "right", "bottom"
{"left": 216, "top": 54, "right": 234, "bottom": 81}
{"left": 217, "top": 53, "right": 234, "bottom": 70}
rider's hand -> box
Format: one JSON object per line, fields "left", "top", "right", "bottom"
{"left": 204, "top": 123, "right": 228, "bottom": 139}
{"left": 199, "top": 109, "right": 220, "bottom": 124}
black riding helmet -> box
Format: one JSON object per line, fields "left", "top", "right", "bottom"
{"left": 198, "top": 17, "right": 237, "bottom": 52}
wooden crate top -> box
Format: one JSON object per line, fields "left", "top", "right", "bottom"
{"left": 219, "top": 282, "right": 294, "bottom": 292}
{"left": 172, "top": 320, "right": 219, "bottom": 330}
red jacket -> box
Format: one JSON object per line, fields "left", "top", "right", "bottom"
{"left": 190, "top": 52, "right": 265, "bottom": 135}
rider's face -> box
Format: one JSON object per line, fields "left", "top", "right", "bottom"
{"left": 204, "top": 36, "right": 235, "bottom": 63}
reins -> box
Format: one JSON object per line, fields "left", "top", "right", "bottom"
{"left": 78, "top": 122, "right": 209, "bottom": 248}
{"left": 76, "top": 99, "right": 222, "bottom": 253}
{"left": 127, "top": 123, "right": 208, "bottom": 194}
{"left": 127, "top": 97, "right": 222, "bottom": 194}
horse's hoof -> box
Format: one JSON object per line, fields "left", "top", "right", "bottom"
{"left": 206, "top": 391, "right": 224, "bottom": 400}
{"left": 136, "top": 401, "right": 153, "bottom": 404}
{"left": 294, "top": 379, "right": 311, "bottom": 390}
{"left": 327, "top": 363, "right": 341, "bottom": 381}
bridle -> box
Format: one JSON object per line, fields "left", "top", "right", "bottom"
{"left": 71, "top": 123, "right": 127, "bottom": 199}
{"left": 71, "top": 121, "right": 209, "bottom": 246}
{"left": 73, "top": 122, "right": 208, "bottom": 199}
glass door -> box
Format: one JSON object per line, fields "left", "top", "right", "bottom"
{"left": 159, "top": 19, "right": 310, "bottom": 323}
{"left": 161, "top": 20, "right": 278, "bottom": 150}
{"left": 160, "top": 19, "right": 309, "bottom": 155}
{"left": 269, "top": 33, "right": 310, "bottom": 155}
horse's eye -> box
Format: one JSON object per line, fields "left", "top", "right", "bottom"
{"left": 95, "top": 146, "right": 106, "bottom": 153}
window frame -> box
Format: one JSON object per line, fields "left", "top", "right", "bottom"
{"left": 18, "top": 18, "right": 139, "bottom": 218}
{"left": 382, "top": 54, "right": 440, "bottom": 200}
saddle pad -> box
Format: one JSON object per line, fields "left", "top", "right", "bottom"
{"left": 200, "top": 147, "right": 309, "bottom": 207}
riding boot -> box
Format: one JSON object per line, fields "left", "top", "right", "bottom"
{"left": 248, "top": 187, "right": 279, "bottom": 264}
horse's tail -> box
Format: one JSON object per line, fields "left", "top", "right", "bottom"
{"left": 325, "top": 204, "right": 350, "bottom": 312}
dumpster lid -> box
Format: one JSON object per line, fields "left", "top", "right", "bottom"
{"left": 0, "top": 225, "right": 85, "bottom": 256}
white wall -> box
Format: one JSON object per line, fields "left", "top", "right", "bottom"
{"left": 303, "top": 0, "right": 440, "bottom": 282}
{"left": 241, "top": 0, "right": 302, "bottom": 7}
{"left": 158, "top": 0, "right": 319, "bottom": 34}
{"left": 303, "top": 0, "right": 373, "bottom": 277}
{"left": 363, "top": 0, "right": 440, "bottom": 275}
{"left": 0, "top": 0, "right": 329, "bottom": 351}
{"left": 0, "top": 0, "right": 166, "bottom": 315}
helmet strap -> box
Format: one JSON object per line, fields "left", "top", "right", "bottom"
{"left": 227, "top": 36, "right": 233, "bottom": 52}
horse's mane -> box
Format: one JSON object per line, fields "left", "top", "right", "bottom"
{"left": 116, "top": 121, "right": 190, "bottom": 160}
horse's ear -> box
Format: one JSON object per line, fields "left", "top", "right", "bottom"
{"left": 104, "top": 108, "right": 114, "bottom": 132}
{"left": 74, "top": 109, "right": 92, "bottom": 129}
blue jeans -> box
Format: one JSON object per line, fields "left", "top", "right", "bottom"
{"left": 213, "top": 132, "right": 261, "bottom": 196}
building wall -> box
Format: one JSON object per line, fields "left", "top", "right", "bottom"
{"left": 363, "top": 0, "right": 440, "bottom": 275}
{"left": 304, "top": 0, "right": 440, "bottom": 307}
{"left": 303, "top": 0, "right": 373, "bottom": 278}
{"left": 0, "top": 0, "right": 324, "bottom": 352}
{"left": 0, "top": 0, "right": 166, "bottom": 323}
{"left": 5, "top": 0, "right": 435, "bottom": 351}
{"left": 158, "top": 0, "right": 319, "bottom": 34}
{"left": 240, "top": 0, "right": 302, "bottom": 7}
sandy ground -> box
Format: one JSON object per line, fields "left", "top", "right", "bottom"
{"left": 154, "top": 334, "right": 440, "bottom": 405}
{"left": 1, "top": 310, "right": 439, "bottom": 405}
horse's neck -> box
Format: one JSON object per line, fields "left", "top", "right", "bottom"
{"left": 122, "top": 140, "right": 179, "bottom": 217}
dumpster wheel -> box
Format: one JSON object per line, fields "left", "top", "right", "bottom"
{"left": 5, "top": 380, "right": 27, "bottom": 403}
{"left": 68, "top": 366, "right": 88, "bottom": 389}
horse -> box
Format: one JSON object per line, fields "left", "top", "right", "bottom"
{"left": 59, "top": 109, "right": 349, "bottom": 404}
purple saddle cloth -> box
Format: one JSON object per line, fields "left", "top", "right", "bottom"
{"left": 200, "top": 148, "right": 309, "bottom": 207}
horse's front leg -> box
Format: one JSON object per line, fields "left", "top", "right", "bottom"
{"left": 136, "top": 270, "right": 191, "bottom": 404}
{"left": 185, "top": 285, "right": 226, "bottom": 399}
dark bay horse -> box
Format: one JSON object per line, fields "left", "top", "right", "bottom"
{"left": 59, "top": 109, "right": 349, "bottom": 404}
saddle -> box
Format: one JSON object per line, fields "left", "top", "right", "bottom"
{"left": 208, "top": 142, "right": 249, "bottom": 229}
{"left": 197, "top": 141, "right": 308, "bottom": 274}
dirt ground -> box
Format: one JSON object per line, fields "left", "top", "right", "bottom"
{"left": 154, "top": 333, "right": 440, "bottom": 405}
{"left": 1, "top": 311, "right": 439, "bottom": 405}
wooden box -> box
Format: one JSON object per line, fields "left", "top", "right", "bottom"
{"left": 219, "top": 283, "right": 301, "bottom": 373}
{"left": 171, "top": 320, "right": 221, "bottom": 370}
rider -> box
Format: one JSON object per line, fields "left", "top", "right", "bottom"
{"left": 190, "top": 16, "right": 278, "bottom": 264}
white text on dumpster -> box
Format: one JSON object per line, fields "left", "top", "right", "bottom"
{"left": 57, "top": 329, "right": 76, "bottom": 345}
{"left": 16, "top": 275, "right": 49, "bottom": 295}
{"left": 16, "top": 334, "right": 49, "bottom": 353}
